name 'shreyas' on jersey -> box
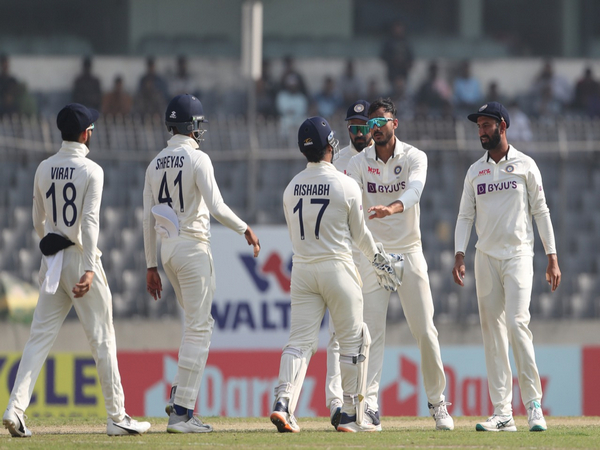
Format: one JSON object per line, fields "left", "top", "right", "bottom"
{"left": 155, "top": 155, "right": 185, "bottom": 170}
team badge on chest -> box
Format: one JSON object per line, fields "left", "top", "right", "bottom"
{"left": 394, "top": 165, "right": 402, "bottom": 175}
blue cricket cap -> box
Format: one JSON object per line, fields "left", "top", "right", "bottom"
{"left": 467, "top": 101, "right": 510, "bottom": 128}
{"left": 56, "top": 103, "right": 99, "bottom": 135}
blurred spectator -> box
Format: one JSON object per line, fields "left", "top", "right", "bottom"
{"left": 386, "top": 75, "right": 414, "bottom": 120}
{"left": 313, "top": 75, "right": 343, "bottom": 118}
{"left": 507, "top": 100, "right": 533, "bottom": 142}
{"left": 138, "top": 56, "right": 169, "bottom": 102}
{"left": 338, "top": 59, "right": 365, "bottom": 105}
{"left": 484, "top": 81, "right": 509, "bottom": 105}
{"left": 571, "top": 66, "right": 600, "bottom": 117}
{"left": 530, "top": 59, "right": 571, "bottom": 108}
{"left": 133, "top": 76, "right": 166, "bottom": 117}
{"left": 0, "top": 54, "right": 20, "bottom": 115}
{"left": 276, "top": 73, "right": 308, "bottom": 144}
{"left": 102, "top": 75, "right": 132, "bottom": 116}
{"left": 414, "top": 61, "right": 452, "bottom": 117}
{"left": 256, "top": 59, "right": 279, "bottom": 119}
{"left": 366, "top": 77, "right": 382, "bottom": 102}
{"left": 380, "top": 21, "right": 414, "bottom": 84}
{"left": 452, "top": 60, "right": 482, "bottom": 114}
{"left": 279, "top": 55, "right": 309, "bottom": 97}
{"left": 532, "top": 85, "right": 562, "bottom": 122}
{"left": 168, "top": 55, "right": 200, "bottom": 98}
{"left": 72, "top": 56, "right": 102, "bottom": 110}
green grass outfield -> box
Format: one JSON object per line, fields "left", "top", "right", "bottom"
{"left": 1, "top": 416, "right": 598, "bottom": 449}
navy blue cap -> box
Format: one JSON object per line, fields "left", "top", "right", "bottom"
{"left": 298, "top": 116, "right": 334, "bottom": 153}
{"left": 345, "top": 100, "right": 370, "bottom": 121}
{"left": 467, "top": 101, "right": 510, "bottom": 128}
{"left": 165, "top": 94, "right": 207, "bottom": 125}
{"left": 56, "top": 103, "right": 99, "bottom": 135}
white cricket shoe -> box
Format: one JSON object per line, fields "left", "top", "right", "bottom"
{"left": 429, "top": 401, "right": 454, "bottom": 430}
{"left": 167, "top": 412, "right": 213, "bottom": 433}
{"left": 329, "top": 399, "right": 342, "bottom": 430}
{"left": 3, "top": 407, "right": 31, "bottom": 437}
{"left": 476, "top": 414, "right": 517, "bottom": 432}
{"left": 107, "top": 414, "right": 151, "bottom": 436}
{"left": 364, "top": 406, "right": 382, "bottom": 431}
{"left": 270, "top": 399, "right": 300, "bottom": 433}
{"left": 337, "top": 413, "right": 378, "bottom": 433}
{"left": 528, "top": 401, "right": 547, "bottom": 432}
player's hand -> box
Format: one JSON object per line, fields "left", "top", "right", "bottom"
{"left": 73, "top": 271, "right": 94, "bottom": 298}
{"left": 244, "top": 226, "right": 261, "bottom": 258}
{"left": 545, "top": 254, "right": 561, "bottom": 292}
{"left": 452, "top": 254, "right": 466, "bottom": 287}
{"left": 147, "top": 267, "right": 162, "bottom": 301}
{"left": 368, "top": 201, "right": 404, "bottom": 219}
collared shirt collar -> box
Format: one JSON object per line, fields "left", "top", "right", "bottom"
{"left": 365, "top": 136, "right": 401, "bottom": 161}
{"left": 168, "top": 134, "right": 200, "bottom": 149}
{"left": 59, "top": 141, "right": 90, "bottom": 157}
{"left": 486, "top": 145, "right": 512, "bottom": 163}
{"left": 307, "top": 160, "right": 335, "bottom": 170}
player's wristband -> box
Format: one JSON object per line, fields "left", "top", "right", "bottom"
{"left": 455, "top": 251, "right": 465, "bottom": 257}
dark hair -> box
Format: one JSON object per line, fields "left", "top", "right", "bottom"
{"left": 302, "top": 146, "right": 327, "bottom": 163}
{"left": 368, "top": 97, "right": 397, "bottom": 117}
{"left": 61, "top": 131, "right": 82, "bottom": 142}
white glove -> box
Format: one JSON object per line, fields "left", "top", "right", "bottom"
{"left": 372, "top": 243, "right": 404, "bottom": 292}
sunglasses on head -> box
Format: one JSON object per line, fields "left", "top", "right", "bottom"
{"left": 86, "top": 123, "right": 95, "bottom": 131}
{"left": 347, "top": 124, "right": 370, "bottom": 135}
{"left": 367, "top": 117, "right": 394, "bottom": 129}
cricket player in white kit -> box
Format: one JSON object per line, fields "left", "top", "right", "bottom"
{"left": 143, "top": 94, "right": 260, "bottom": 433}
{"left": 453, "top": 102, "right": 561, "bottom": 432}
{"left": 345, "top": 98, "right": 453, "bottom": 430}
{"left": 270, "top": 116, "right": 401, "bottom": 433}
{"left": 326, "top": 100, "right": 374, "bottom": 428}
{"left": 3, "top": 104, "right": 151, "bottom": 438}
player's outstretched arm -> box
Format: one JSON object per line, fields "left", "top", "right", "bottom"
{"left": 545, "top": 254, "right": 561, "bottom": 292}
{"left": 452, "top": 253, "right": 466, "bottom": 287}
{"left": 368, "top": 200, "right": 404, "bottom": 219}
{"left": 146, "top": 267, "right": 162, "bottom": 301}
{"left": 244, "top": 226, "right": 261, "bottom": 258}
{"left": 73, "top": 271, "right": 94, "bottom": 298}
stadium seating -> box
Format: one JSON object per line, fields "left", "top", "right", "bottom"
{"left": 1, "top": 114, "right": 598, "bottom": 321}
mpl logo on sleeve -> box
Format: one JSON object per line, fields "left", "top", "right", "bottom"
{"left": 477, "top": 183, "right": 486, "bottom": 195}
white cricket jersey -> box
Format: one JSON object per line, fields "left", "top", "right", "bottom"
{"left": 283, "top": 161, "right": 378, "bottom": 264}
{"left": 143, "top": 134, "right": 247, "bottom": 268}
{"left": 454, "top": 145, "right": 557, "bottom": 259}
{"left": 345, "top": 137, "right": 426, "bottom": 254}
{"left": 333, "top": 142, "right": 361, "bottom": 174}
{"left": 32, "top": 141, "right": 103, "bottom": 272}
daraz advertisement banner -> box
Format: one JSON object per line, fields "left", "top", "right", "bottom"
{"left": 1, "top": 347, "right": 599, "bottom": 418}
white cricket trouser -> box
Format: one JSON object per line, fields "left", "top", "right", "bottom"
{"left": 326, "top": 250, "right": 446, "bottom": 410}
{"left": 161, "top": 236, "right": 215, "bottom": 411}
{"left": 278, "top": 259, "right": 365, "bottom": 415}
{"left": 8, "top": 246, "right": 125, "bottom": 422}
{"left": 474, "top": 250, "right": 542, "bottom": 416}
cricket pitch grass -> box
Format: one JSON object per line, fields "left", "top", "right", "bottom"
{"left": 1, "top": 416, "right": 598, "bottom": 449}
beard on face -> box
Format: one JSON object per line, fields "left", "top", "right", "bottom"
{"left": 85, "top": 130, "right": 92, "bottom": 148}
{"left": 373, "top": 129, "right": 393, "bottom": 147}
{"left": 352, "top": 134, "right": 371, "bottom": 152}
{"left": 480, "top": 125, "right": 500, "bottom": 150}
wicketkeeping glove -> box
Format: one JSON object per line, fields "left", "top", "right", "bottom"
{"left": 372, "top": 243, "right": 404, "bottom": 292}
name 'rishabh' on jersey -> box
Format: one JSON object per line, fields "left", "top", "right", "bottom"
{"left": 283, "top": 161, "right": 377, "bottom": 265}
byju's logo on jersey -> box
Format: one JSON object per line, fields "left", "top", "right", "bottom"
{"left": 240, "top": 252, "right": 292, "bottom": 293}
{"left": 367, "top": 181, "right": 406, "bottom": 194}
{"left": 477, "top": 181, "right": 518, "bottom": 195}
